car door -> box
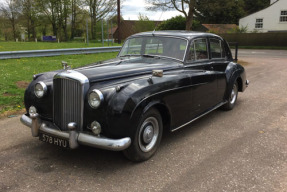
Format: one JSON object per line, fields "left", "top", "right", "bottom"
{"left": 208, "top": 38, "right": 228, "bottom": 103}
{"left": 184, "top": 38, "right": 218, "bottom": 117}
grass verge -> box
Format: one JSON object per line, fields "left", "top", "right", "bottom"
{"left": 0, "top": 41, "right": 121, "bottom": 52}
{"left": 0, "top": 52, "right": 117, "bottom": 114}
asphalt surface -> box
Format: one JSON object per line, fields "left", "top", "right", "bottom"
{"left": 1, "top": 49, "right": 287, "bottom": 192}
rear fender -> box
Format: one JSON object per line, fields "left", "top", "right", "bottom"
{"left": 225, "top": 62, "right": 246, "bottom": 100}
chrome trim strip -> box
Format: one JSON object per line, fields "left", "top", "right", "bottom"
{"left": 78, "top": 134, "right": 131, "bottom": 151}
{"left": 54, "top": 70, "right": 89, "bottom": 84}
{"left": 41, "top": 123, "right": 69, "bottom": 139}
{"left": 20, "top": 114, "right": 131, "bottom": 151}
{"left": 171, "top": 101, "right": 227, "bottom": 132}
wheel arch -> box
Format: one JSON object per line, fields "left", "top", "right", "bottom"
{"left": 131, "top": 100, "right": 172, "bottom": 133}
{"left": 237, "top": 76, "right": 243, "bottom": 92}
{"left": 225, "top": 62, "right": 245, "bottom": 100}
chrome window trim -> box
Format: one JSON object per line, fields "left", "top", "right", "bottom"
{"left": 118, "top": 35, "right": 189, "bottom": 62}
{"left": 186, "top": 38, "right": 209, "bottom": 63}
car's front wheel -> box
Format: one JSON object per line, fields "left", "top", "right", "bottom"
{"left": 123, "top": 108, "right": 163, "bottom": 162}
{"left": 222, "top": 81, "right": 238, "bottom": 110}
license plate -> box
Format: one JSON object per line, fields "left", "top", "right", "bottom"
{"left": 39, "top": 132, "right": 69, "bottom": 148}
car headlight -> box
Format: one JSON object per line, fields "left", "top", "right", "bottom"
{"left": 88, "top": 89, "right": 104, "bottom": 109}
{"left": 34, "top": 81, "right": 47, "bottom": 98}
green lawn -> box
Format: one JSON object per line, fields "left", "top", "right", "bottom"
{"left": 0, "top": 52, "right": 117, "bottom": 114}
{"left": 0, "top": 41, "right": 121, "bottom": 52}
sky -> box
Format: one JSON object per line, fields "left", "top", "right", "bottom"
{"left": 122, "top": 0, "right": 182, "bottom": 20}
{"left": 0, "top": 0, "right": 182, "bottom": 21}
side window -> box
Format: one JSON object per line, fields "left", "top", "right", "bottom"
{"left": 210, "top": 38, "right": 226, "bottom": 59}
{"left": 210, "top": 39, "right": 222, "bottom": 59}
{"left": 187, "top": 38, "right": 208, "bottom": 62}
{"left": 195, "top": 39, "right": 208, "bottom": 60}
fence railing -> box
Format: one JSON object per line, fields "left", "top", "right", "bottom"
{"left": 0, "top": 46, "right": 122, "bottom": 60}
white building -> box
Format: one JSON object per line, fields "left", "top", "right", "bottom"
{"left": 239, "top": 0, "right": 287, "bottom": 32}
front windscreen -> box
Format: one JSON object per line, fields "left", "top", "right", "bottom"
{"left": 119, "top": 36, "right": 188, "bottom": 61}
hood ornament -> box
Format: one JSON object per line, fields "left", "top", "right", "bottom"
{"left": 62, "top": 61, "right": 70, "bottom": 70}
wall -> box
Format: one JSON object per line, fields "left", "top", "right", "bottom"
{"left": 221, "top": 33, "right": 287, "bottom": 46}
{"left": 239, "top": 0, "right": 287, "bottom": 32}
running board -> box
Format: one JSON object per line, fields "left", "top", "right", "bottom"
{"left": 171, "top": 101, "right": 227, "bottom": 132}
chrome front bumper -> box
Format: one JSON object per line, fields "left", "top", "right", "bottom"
{"left": 20, "top": 114, "right": 131, "bottom": 151}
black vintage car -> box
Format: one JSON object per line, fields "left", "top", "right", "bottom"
{"left": 21, "top": 31, "right": 248, "bottom": 161}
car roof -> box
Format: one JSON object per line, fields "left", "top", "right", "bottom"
{"left": 129, "top": 30, "right": 222, "bottom": 40}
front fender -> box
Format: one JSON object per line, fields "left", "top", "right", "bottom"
{"left": 105, "top": 72, "right": 188, "bottom": 137}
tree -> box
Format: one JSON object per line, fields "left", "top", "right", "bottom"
{"left": 22, "top": 0, "right": 38, "bottom": 40}
{"left": 195, "top": 0, "right": 245, "bottom": 24}
{"left": 134, "top": 13, "right": 155, "bottom": 33}
{"left": 157, "top": 15, "right": 201, "bottom": 30}
{"left": 85, "top": 0, "right": 117, "bottom": 40}
{"left": 146, "top": 0, "right": 196, "bottom": 30}
{"left": 0, "top": 0, "right": 22, "bottom": 40}
{"left": 36, "top": 0, "right": 71, "bottom": 40}
{"left": 71, "top": 0, "right": 84, "bottom": 39}
{"left": 36, "top": 0, "right": 60, "bottom": 36}
{"left": 242, "top": 0, "right": 270, "bottom": 15}
{"left": 157, "top": 15, "right": 185, "bottom": 30}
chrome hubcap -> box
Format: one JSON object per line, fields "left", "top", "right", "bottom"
{"left": 230, "top": 84, "right": 237, "bottom": 105}
{"left": 143, "top": 125, "right": 154, "bottom": 144}
{"left": 139, "top": 117, "right": 159, "bottom": 152}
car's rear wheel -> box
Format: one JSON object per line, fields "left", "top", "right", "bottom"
{"left": 123, "top": 108, "right": 163, "bottom": 162}
{"left": 222, "top": 81, "right": 238, "bottom": 110}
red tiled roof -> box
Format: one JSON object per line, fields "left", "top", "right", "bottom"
{"left": 202, "top": 24, "right": 238, "bottom": 33}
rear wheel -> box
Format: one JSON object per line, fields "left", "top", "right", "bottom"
{"left": 123, "top": 108, "right": 163, "bottom": 162}
{"left": 222, "top": 82, "right": 238, "bottom": 110}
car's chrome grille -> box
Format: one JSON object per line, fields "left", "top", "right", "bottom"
{"left": 53, "top": 78, "right": 83, "bottom": 131}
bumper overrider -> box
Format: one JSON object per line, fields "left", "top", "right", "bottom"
{"left": 20, "top": 113, "right": 131, "bottom": 151}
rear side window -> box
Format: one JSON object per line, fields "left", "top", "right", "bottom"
{"left": 210, "top": 38, "right": 226, "bottom": 59}
{"left": 187, "top": 38, "right": 208, "bottom": 62}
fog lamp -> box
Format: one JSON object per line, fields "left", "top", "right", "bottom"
{"left": 29, "top": 106, "right": 37, "bottom": 116}
{"left": 90, "top": 121, "right": 102, "bottom": 135}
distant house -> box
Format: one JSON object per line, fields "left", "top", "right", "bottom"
{"left": 239, "top": 0, "right": 287, "bottom": 32}
{"left": 197, "top": 24, "right": 238, "bottom": 33}
{"left": 113, "top": 20, "right": 161, "bottom": 40}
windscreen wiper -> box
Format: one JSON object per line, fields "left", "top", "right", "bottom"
{"left": 120, "top": 54, "right": 140, "bottom": 57}
{"left": 142, "top": 54, "right": 161, "bottom": 59}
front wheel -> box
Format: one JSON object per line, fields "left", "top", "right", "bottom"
{"left": 222, "top": 82, "right": 238, "bottom": 110}
{"left": 123, "top": 108, "right": 163, "bottom": 162}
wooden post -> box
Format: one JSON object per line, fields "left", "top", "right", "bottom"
{"left": 117, "top": 0, "right": 121, "bottom": 44}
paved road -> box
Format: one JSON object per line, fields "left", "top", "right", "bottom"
{"left": 1, "top": 50, "right": 287, "bottom": 192}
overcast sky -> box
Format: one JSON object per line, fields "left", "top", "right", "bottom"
{"left": 122, "top": 0, "right": 182, "bottom": 20}
{"left": 0, "top": 0, "right": 181, "bottom": 20}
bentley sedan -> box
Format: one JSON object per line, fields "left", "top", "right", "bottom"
{"left": 21, "top": 31, "right": 248, "bottom": 161}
